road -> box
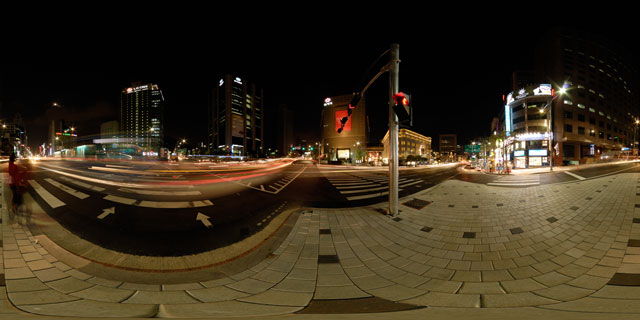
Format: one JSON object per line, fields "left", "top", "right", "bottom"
{"left": 19, "top": 158, "right": 461, "bottom": 257}
{"left": 455, "top": 161, "right": 640, "bottom": 187}
{"left": 21, "top": 158, "right": 639, "bottom": 257}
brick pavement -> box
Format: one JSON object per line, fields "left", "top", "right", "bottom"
{"left": 1, "top": 171, "right": 640, "bottom": 318}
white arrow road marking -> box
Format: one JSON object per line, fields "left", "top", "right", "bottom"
{"left": 97, "top": 207, "right": 116, "bottom": 219}
{"left": 196, "top": 212, "right": 213, "bottom": 228}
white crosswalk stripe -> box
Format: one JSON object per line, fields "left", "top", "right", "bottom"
{"left": 487, "top": 175, "right": 540, "bottom": 187}
{"left": 28, "top": 180, "right": 66, "bottom": 208}
{"left": 326, "top": 173, "right": 422, "bottom": 201}
{"left": 44, "top": 178, "right": 90, "bottom": 199}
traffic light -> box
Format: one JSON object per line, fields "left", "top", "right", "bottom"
{"left": 393, "top": 92, "right": 412, "bottom": 125}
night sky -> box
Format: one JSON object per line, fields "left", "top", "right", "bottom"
{"left": 1, "top": 17, "right": 637, "bottom": 152}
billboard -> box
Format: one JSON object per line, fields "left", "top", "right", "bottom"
{"left": 335, "top": 110, "right": 351, "bottom": 132}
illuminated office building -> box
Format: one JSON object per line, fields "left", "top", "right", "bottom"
{"left": 503, "top": 28, "right": 638, "bottom": 166}
{"left": 120, "top": 83, "right": 164, "bottom": 155}
{"left": 209, "top": 75, "right": 264, "bottom": 157}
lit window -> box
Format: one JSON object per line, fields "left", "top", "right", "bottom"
{"left": 589, "top": 107, "right": 596, "bottom": 113}
{"left": 577, "top": 104, "right": 586, "bottom": 109}
{"left": 564, "top": 100, "right": 573, "bottom": 105}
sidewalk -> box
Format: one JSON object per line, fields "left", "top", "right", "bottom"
{"left": 480, "top": 159, "right": 640, "bottom": 175}
{"left": 1, "top": 169, "right": 640, "bottom": 318}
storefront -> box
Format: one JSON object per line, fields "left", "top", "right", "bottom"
{"left": 528, "top": 149, "right": 548, "bottom": 167}
{"left": 514, "top": 150, "right": 526, "bottom": 168}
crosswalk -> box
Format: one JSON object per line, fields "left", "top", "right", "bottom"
{"left": 487, "top": 174, "right": 540, "bottom": 187}
{"left": 326, "top": 173, "right": 424, "bottom": 201}
{"left": 27, "top": 175, "right": 213, "bottom": 213}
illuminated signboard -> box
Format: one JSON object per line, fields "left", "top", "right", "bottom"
{"left": 323, "top": 97, "right": 333, "bottom": 107}
{"left": 219, "top": 79, "right": 224, "bottom": 86}
{"left": 337, "top": 149, "right": 350, "bottom": 159}
{"left": 234, "top": 77, "right": 242, "bottom": 84}
{"left": 529, "top": 149, "right": 548, "bottom": 156}
{"left": 514, "top": 150, "right": 525, "bottom": 157}
{"left": 504, "top": 105, "right": 511, "bottom": 135}
{"left": 516, "top": 132, "right": 552, "bottom": 141}
{"left": 534, "top": 84, "right": 552, "bottom": 96}
{"left": 335, "top": 110, "right": 351, "bottom": 132}
{"left": 506, "top": 92, "right": 514, "bottom": 105}
{"left": 516, "top": 88, "right": 528, "bottom": 99}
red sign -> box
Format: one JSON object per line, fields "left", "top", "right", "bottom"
{"left": 335, "top": 110, "right": 351, "bottom": 132}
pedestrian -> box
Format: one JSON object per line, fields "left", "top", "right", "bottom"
{"left": 8, "top": 153, "right": 28, "bottom": 224}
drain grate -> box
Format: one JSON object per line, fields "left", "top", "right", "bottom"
{"left": 402, "top": 198, "right": 432, "bottom": 210}
{"left": 462, "top": 232, "right": 476, "bottom": 239}
{"left": 420, "top": 226, "right": 433, "bottom": 232}
{"left": 317, "top": 255, "right": 340, "bottom": 264}
{"left": 547, "top": 217, "right": 558, "bottom": 223}
{"left": 510, "top": 227, "right": 524, "bottom": 235}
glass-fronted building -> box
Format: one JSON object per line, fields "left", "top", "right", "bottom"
{"left": 119, "top": 83, "right": 164, "bottom": 156}
{"left": 209, "top": 75, "right": 264, "bottom": 157}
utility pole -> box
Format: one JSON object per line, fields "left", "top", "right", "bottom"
{"left": 388, "top": 43, "right": 400, "bottom": 216}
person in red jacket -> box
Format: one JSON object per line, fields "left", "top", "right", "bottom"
{"left": 8, "top": 153, "right": 24, "bottom": 220}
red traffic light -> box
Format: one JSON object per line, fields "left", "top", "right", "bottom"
{"left": 393, "top": 92, "right": 410, "bottom": 106}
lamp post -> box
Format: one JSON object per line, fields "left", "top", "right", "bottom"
{"left": 634, "top": 119, "right": 639, "bottom": 157}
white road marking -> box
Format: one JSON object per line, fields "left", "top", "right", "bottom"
{"left": 44, "top": 178, "right": 90, "bottom": 199}
{"left": 335, "top": 183, "right": 379, "bottom": 190}
{"left": 399, "top": 180, "right": 422, "bottom": 188}
{"left": 340, "top": 186, "right": 390, "bottom": 194}
{"left": 117, "top": 188, "right": 201, "bottom": 196}
{"left": 564, "top": 171, "right": 586, "bottom": 180}
{"left": 97, "top": 207, "right": 115, "bottom": 219}
{"left": 28, "top": 180, "right": 65, "bottom": 208}
{"left": 196, "top": 212, "right": 212, "bottom": 228}
{"left": 345, "top": 189, "right": 404, "bottom": 201}
{"left": 104, "top": 194, "right": 213, "bottom": 208}
{"left": 57, "top": 176, "right": 106, "bottom": 192}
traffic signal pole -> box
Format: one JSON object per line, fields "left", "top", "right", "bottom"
{"left": 388, "top": 43, "right": 400, "bottom": 216}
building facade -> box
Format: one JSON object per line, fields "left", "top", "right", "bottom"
{"left": 320, "top": 94, "right": 366, "bottom": 163}
{"left": 382, "top": 129, "right": 431, "bottom": 163}
{"left": 119, "top": 83, "right": 164, "bottom": 156}
{"left": 502, "top": 28, "right": 638, "bottom": 166}
{"left": 209, "top": 75, "right": 264, "bottom": 157}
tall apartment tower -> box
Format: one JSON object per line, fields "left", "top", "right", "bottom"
{"left": 119, "top": 83, "right": 164, "bottom": 155}
{"left": 209, "top": 75, "right": 264, "bottom": 157}
{"left": 531, "top": 28, "right": 637, "bottom": 164}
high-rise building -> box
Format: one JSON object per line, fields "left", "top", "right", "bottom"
{"left": 209, "top": 75, "right": 264, "bottom": 157}
{"left": 119, "top": 83, "right": 164, "bottom": 155}
{"left": 320, "top": 94, "right": 366, "bottom": 163}
{"left": 502, "top": 28, "right": 638, "bottom": 166}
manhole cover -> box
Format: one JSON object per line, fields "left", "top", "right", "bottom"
{"left": 402, "top": 198, "right": 432, "bottom": 210}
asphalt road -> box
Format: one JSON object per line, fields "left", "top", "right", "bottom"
{"left": 23, "top": 158, "right": 635, "bottom": 257}
{"left": 20, "top": 159, "right": 461, "bottom": 256}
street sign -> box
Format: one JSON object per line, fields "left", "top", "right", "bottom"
{"left": 465, "top": 145, "right": 481, "bottom": 153}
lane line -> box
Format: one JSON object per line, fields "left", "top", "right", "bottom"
{"left": 28, "top": 180, "right": 66, "bottom": 208}
{"left": 44, "top": 178, "right": 90, "bottom": 199}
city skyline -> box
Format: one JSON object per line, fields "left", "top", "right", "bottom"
{"left": 1, "top": 25, "right": 638, "bottom": 153}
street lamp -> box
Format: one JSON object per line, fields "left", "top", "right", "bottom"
{"left": 634, "top": 119, "right": 639, "bottom": 157}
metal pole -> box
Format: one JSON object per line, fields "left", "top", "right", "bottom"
{"left": 389, "top": 43, "right": 400, "bottom": 216}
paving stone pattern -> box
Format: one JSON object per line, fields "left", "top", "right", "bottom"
{"left": 2, "top": 173, "right": 640, "bottom": 317}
